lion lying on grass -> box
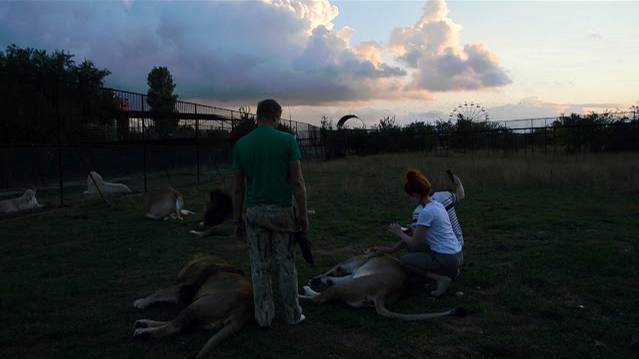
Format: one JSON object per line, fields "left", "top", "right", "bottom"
{"left": 132, "top": 253, "right": 461, "bottom": 356}
{"left": 145, "top": 187, "right": 194, "bottom": 220}
{"left": 84, "top": 171, "right": 131, "bottom": 195}
{"left": 189, "top": 189, "right": 234, "bottom": 238}
{"left": 132, "top": 255, "right": 253, "bottom": 359}
{"left": 0, "top": 189, "right": 42, "bottom": 215}
{"left": 301, "top": 252, "right": 464, "bottom": 320}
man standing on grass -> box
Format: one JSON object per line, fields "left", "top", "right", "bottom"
{"left": 231, "top": 99, "right": 309, "bottom": 327}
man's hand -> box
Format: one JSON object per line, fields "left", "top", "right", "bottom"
{"left": 290, "top": 160, "right": 309, "bottom": 233}
{"left": 297, "top": 213, "right": 309, "bottom": 233}
{"left": 234, "top": 220, "right": 246, "bottom": 241}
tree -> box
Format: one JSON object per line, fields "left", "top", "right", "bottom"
{"left": 277, "top": 122, "right": 294, "bottom": 134}
{"left": 147, "top": 66, "right": 178, "bottom": 138}
{"left": 629, "top": 105, "right": 639, "bottom": 122}
{"left": 0, "top": 44, "right": 119, "bottom": 143}
{"left": 230, "top": 106, "right": 256, "bottom": 144}
{"left": 376, "top": 116, "right": 399, "bottom": 133}
{"left": 319, "top": 116, "right": 334, "bottom": 144}
{"left": 71, "top": 60, "right": 121, "bottom": 139}
{"left": 401, "top": 121, "right": 436, "bottom": 152}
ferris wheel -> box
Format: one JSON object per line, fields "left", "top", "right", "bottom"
{"left": 449, "top": 102, "right": 489, "bottom": 122}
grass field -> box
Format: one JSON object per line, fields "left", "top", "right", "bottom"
{"left": 2, "top": 152, "right": 638, "bottom": 359}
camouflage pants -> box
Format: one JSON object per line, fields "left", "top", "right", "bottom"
{"left": 246, "top": 205, "right": 303, "bottom": 327}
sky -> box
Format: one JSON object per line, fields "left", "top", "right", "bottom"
{"left": 1, "top": 0, "right": 637, "bottom": 126}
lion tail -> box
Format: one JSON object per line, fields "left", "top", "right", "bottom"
{"left": 374, "top": 296, "right": 465, "bottom": 321}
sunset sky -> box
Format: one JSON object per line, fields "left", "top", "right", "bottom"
{"left": 1, "top": 0, "right": 637, "bottom": 125}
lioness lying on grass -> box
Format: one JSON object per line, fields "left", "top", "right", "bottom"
{"left": 301, "top": 252, "right": 464, "bottom": 320}
{"left": 145, "top": 187, "right": 194, "bottom": 220}
{"left": 84, "top": 171, "right": 131, "bottom": 195}
{"left": 132, "top": 255, "right": 253, "bottom": 359}
{"left": 0, "top": 189, "right": 42, "bottom": 215}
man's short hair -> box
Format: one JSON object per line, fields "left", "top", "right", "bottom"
{"left": 256, "top": 99, "right": 282, "bottom": 121}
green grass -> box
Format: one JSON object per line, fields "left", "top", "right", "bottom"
{"left": 1, "top": 152, "right": 638, "bottom": 358}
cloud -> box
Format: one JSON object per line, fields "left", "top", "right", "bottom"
{"left": 0, "top": 0, "right": 506, "bottom": 106}
{"left": 389, "top": 0, "right": 511, "bottom": 91}
{"left": 488, "top": 97, "right": 623, "bottom": 120}
{"left": 587, "top": 32, "right": 603, "bottom": 40}
{"left": 404, "top": 110, "right": 447, "bottom": 123}
{"left": 1, "top": 0, "right": 422, "bottom": 105}
{"left": 265, "top": 0, "right": 339, "bottom": 33}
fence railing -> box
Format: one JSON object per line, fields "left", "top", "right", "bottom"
{"left": 489, "top": 111, "right": 638, "bottom": 131}
{"left": 320, "top": 112, "right": 639, "bottom": 158}
{"left": 107, "top": 88, "right": 321, "bottom": 142}
{"left": 3, "top": 81, "right": 637, "bottom": 214}
{"left": 0, "top": 87, "right": 323, "bottom": 210}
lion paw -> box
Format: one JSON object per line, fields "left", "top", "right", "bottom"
{"left": 133, "top": 319, "right": 150, "bottom": 329}
{"left": 133, "top": 328, "right": 151, "bottom": 339}
{"left": 133, "top": 298, "right": 147, "bottom": 310}
{"left": 302, "top": 285, "right": 318, "bottom": 297}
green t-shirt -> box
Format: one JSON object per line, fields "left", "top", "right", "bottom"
{"left": 232, "top": 124, "right": 301, "bottom": 208}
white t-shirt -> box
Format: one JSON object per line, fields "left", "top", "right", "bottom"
{"left": 432, "top": 191, "right": 463, "bottom": 246}
{"left": 414, "top": 201, "right": 462, "bottom": 255}
{"left": 412, "top": 191, "right": 464, "bottom": 247}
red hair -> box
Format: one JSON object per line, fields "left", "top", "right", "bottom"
{"left": 404, "top": 169, "right": 431, "bottom": 197}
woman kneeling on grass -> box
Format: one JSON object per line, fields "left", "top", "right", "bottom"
{"left": 370, "top": 169, "right": 463, "bottom": 297}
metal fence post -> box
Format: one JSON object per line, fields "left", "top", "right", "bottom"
{"left": 544, "top": 119, "right": 548, "bottom": 156}
{"left": 530, "top": 119, "right": 534, "bottom": 156}
{"left": 195, "top": 104, "right": 200, "bottom": 186}
{"left": 553, "top": 124, "right": 557, "bottom": 155}
{"left": 55, "top": 75, "right": 64, "bottom": 207}
{"left": 142, "top": 93, "right": 148, "bottom": 193}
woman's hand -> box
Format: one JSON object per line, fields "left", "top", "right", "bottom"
{"left": 365, "top": 246, "right": 392, "bottom": 254}
{"left": 387, "top": 222, "right": 403, "bottom": 237}
{"left": 364, "top": 247, "right": 379, "bottom": 254}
